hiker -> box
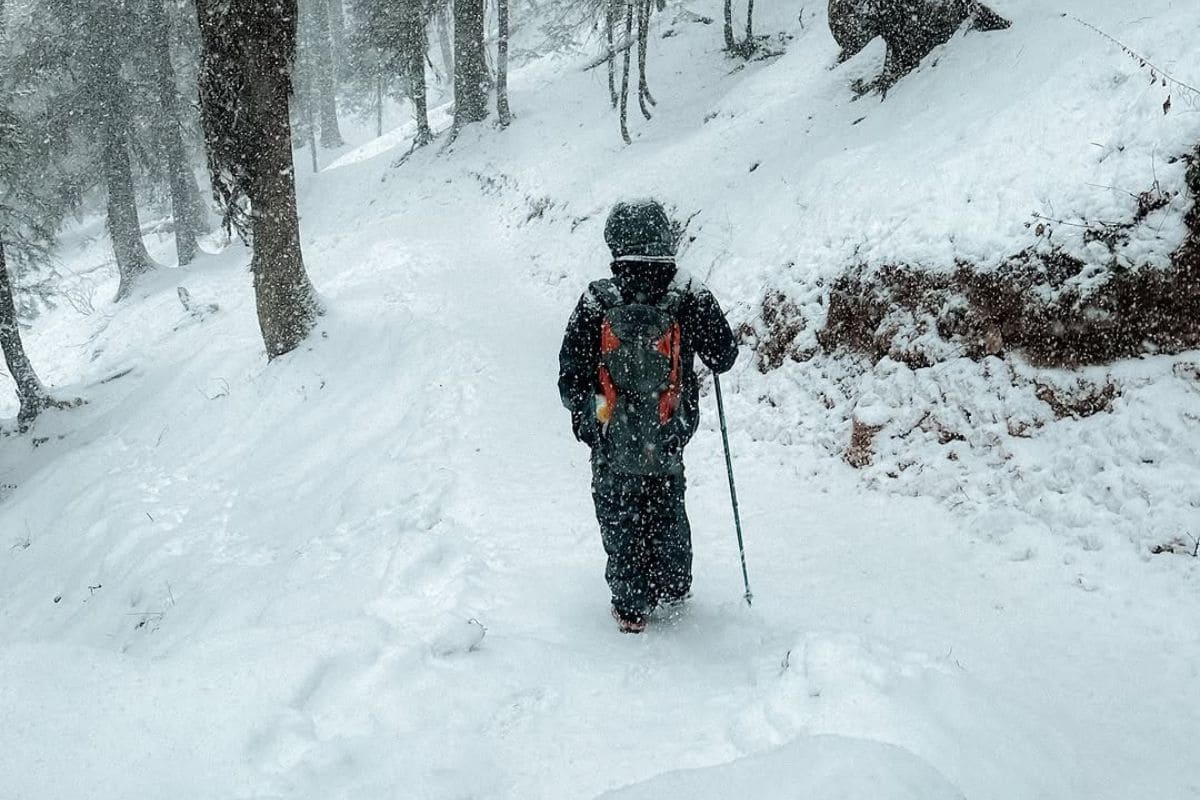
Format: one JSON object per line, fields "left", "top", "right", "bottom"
{"left": 558, "top": 199, "right": 738, "bottom": 633}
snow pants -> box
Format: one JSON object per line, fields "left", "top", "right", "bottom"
{"left": 591, "top": 461, "right": 693, "bottom": 617}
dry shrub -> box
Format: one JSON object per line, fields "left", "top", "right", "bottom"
{"left": 1173, "top": 362, "right": 1200, "bottom": 383}
{"left": 1034, "top": 379, "right": 1119, "bottom": 419}
{"left": 845, "top": 418, "right": 883, "bottom": 468}
{"left": 799, "top": 145, "right": 1200, "bottom": 369}
{"left": 1150, "top": 535, "right": 1199, "bottom": 557}
{"left": 739, "top": 290, "right": 815, "bottom": 372}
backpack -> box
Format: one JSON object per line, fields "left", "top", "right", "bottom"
{"left": 590, "top": 280, "right": 690, "bottom": 475}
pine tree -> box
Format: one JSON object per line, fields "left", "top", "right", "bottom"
{"left": 327, "top": 0, "right": 347, "bottom": 80}
{"left": 309, "top": 0, "right": 345, "bottom": 147}
{"left": 404, "top": 0, "right": 433, "bottom": 145}
{"left": 452, "top": 0, "right": 488, "bottom": 129}
{"left": 0, "top": 72, "right": 71, "bottom": 425}
{"left": 496, "top": 0, "right": 512, "bottom": 127}
{"left": 144, "top": 0, "right": 208, "bottom": 265}
{"left": 101, "top": 104, "right": 158, "bottom": 301}
{"left": 348, "top": 0, "right": 432, "bottom": 147}
{"left": 196, "top": 0, "right": 321, "bottom": 359}
{"left": 0, "top": 240, "right": 53, "bottom": 425}
{"left": 433, "top": 1, "right": 454, "bottom": 87}
{"left": 5, "top": 0, "right": 212, "bottom": 277}
{"left": 723, "top": 0, "right": 735, "bottom": 51}
{"left": 0, "top": 6, "right": 48, "bottom": 423}
{"left": 6, "top": 0, "right": 163, "bottom": 300}
{"left": 606, "top": 0, "right": 618, "bottom": 107}
{"left": 89, "top": 0, "right": 159, "bottom": 300}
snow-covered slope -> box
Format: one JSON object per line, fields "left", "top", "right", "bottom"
{"left": 3, "top": 2, "right": 1200, "bottom": 798}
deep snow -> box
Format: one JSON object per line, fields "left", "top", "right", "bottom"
{"left": 3, "top": 1, "right": 1200, "bottom": 798}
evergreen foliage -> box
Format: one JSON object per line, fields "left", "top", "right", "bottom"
{"left": 347, "top": 0, "right": 432, "bottom": 146}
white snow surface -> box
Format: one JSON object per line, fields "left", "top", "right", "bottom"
{"left": 599, "top": 735, "right": 966, "bottom": 800}
{"left": 3, "top": 1, "right": 1200, "bottom": 798}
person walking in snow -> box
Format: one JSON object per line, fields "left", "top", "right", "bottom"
{"left": 558, "top": 199, "right": 738, "bottom": 633}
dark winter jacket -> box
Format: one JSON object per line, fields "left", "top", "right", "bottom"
{"left": 558, "top": 259, "right": 738, "bottom": 450}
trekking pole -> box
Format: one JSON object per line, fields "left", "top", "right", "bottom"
{"left": 713, "top": 373, "right": 752, "bottom": 607}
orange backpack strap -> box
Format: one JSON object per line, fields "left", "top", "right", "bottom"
{"left": 590, "top": 279, "right": 624, "bottom": 425}
{"left": 601, "top": 319, "right": 621, "bottom": 353}
{"left": 657, "top": 321, "right": 682, "bottom": 424}
{"left": 598, "top": 320, "right": 620, "bottom": 423}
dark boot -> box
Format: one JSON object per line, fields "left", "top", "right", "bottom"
{"left": 611, "top": 606, "right": 647, "bottom": 634}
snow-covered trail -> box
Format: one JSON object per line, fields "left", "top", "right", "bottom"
{"left": 2, "top": 160, "right": 1196, "bottom": 800}
{"left": 224, "top": 167, "right": 1196, "bottom": 799}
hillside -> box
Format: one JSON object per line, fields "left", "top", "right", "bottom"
{"left": 2, "top": 1, "right": 1200, "bottom": 798}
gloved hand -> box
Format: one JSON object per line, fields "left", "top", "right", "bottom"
{"left": 661, "top": 410, "right": 693, "bottom": 457}
{"left": 572, "top": 410, "right": 597, "bottom": 447}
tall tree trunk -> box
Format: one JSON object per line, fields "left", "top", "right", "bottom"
{"left": 452, "top": 0, "right": 488, "bottom": 128}
{"left": 618, "top": 0, "right": 633, "bottom": 145}
{"left": 196, "top": 0, "right": 320, "bottom": 359}
{"left": 306, "top": 96, "right": 319, "bottom": 173}
{"left": 436, "top": 3, "right": 454, "bottom": 87}
{"left": 722, "top": 0, "right": 753, "bottom": 57}
{"left": 723, "top": 0, "right": 735, "bottom": 51}
{"left": 606, "top": 0, "right": 618, "bottom": 107}
{"left": 496, "top": 0, "right": 511, "bottom": 126}
{"left": 1, "top": 9, "right": 46, "bottom": 427}
{"left": 376, "top": 70, "right": 384, "bottom": 137}
{"left": 0, "top": 239, "right": 48, "bottom": 424}
{"left": 250, "top": 96, "right": 318, "bottom": 358}
{"left": 311, "top": 0, "right": 344, "bottom": 147}
{"left": 292, "top": 42, "right": 316, "bottom": 149}
{"left": 403, "top": 0, "right": 432, "bottom": 145}
{"left": 327, "top": 0, "right": 346, "bottom": 80}
{"left": 636, "top": 0, "right": 654, "bottom": 120}
{"left": 146, "top": 0, "right": 207, "bottom": 265}
{"left": 94, "top": 9, "right": 156, "bottom": 300}
{"left": 246, "top": 9, "right": 320, "bottom": 357}
{"left": 103, "top": 109, "right": 156, "bottom": 301}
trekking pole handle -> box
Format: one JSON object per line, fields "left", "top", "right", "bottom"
{"left": 714, "top": 373, "right": 753, "bottom": 606}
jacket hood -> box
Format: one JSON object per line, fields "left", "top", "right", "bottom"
{"left": 604, "top": 199, "right": 676, "bottom": 259}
